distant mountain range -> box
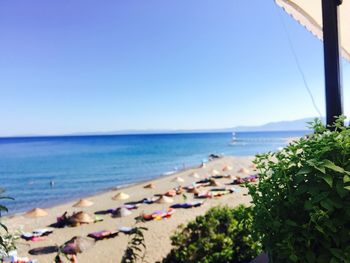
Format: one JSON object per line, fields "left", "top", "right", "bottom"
{"left": 3, "top": 117, "right": 325, "bottom": 138}
{"left": 232, "top": 117, "right": 325, "bottom": 132}
{"left": 69, "top": 117, "right": 323, "bottom": 136}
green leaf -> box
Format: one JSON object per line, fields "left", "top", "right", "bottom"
{"left": 330, "top": 248, "right": 348, "bottom": 261}
{"left": 307, "top": 160, "right": 326, "bottom": 174}
{"left": 343, "top": 175, "right": 350, "bottom": 183}
{"left": 323, "top": 160, "right": 345, "bottom": 174}
{"left": 320, "top": 199, "right": 334, "bottom": 211}
{"left": 297, "top": 166, "right": 312, "bottom": 175}
{"left": 321, "top": 174, "right": 333, "bottom": 188}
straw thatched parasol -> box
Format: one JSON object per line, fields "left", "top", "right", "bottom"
{"left": 249, "top": 164, "right": 257, "bottom": 170}
{"left": 222, "top": 165, "right": 233, "bottom": 172}
{"left": 155, "top": 195, "right": 173, "bottom": 204}
{"left": 172, "top": 177, "right": 185, "bottom": 183}
{"left": 238, "top": 168, "right": 250, "bottom": 174}
{"left": 73, "top": 199, "right": 94, "bottom": 208}
{"left": 62, "top": 236, "right": 95, "bottom": 255}
{"left": 112, "top": 192, "right": 130, "bottom": 200}
{"left": 70, "top": 211, "right": 94, "bottom": 224}
{"left": 209, "top": 179, "right": 221, "bottom": 187}
{"left": 113, "top": 207, "right": 132, "bottom": 218}
{"left": 144, "top": 183, "right": 155, "bottom": 189}
{"left": 187, "top": 187, "right": 200, "bottom": 195}
{"left": 211, "top": 169, "right": 220, "bottom": 176}
{"left": 25, "top": 208, "right": 48, "bottom": 218}
{"left": 189, "top": 172, "right": 200, "bottom": 179}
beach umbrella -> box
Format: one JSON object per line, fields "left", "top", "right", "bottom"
{"left": 249, "top": 164, "right": 257, "bottom": 170}
{"left": 189, "top": 172, "right": 200, "bottom": 179}
{"left": 209, "top": 179, "right": 221, "bottom": 187}
{"left": 238, "top": 168, "right": 250, "bottom": 174}
{"left": 113, "top": 207, "right": 132, "bottom": 218}
{"left": 187, "top": 187, "right": 200, "bottom": 194}
{"left": 62, "top": 236, "right": 95, "bottom": 255}
{"left": 155, "top": 195, "right": 174, "bottom": 204}
{"left": 222, "top": 165, "right": 233, "bottom": 172}
{"left": 211, "top": 169, "right": 220, "bottom": 176}
{"left": 172, "top": 177, "right": 185, "bottom": 183}
{"left": 25, "top": 208, "right": 48, "bottom": 218}
{"left": 70, "top": 211, "right": 94, "bottom": 224}
{"left": 144, "top": 183, "right": 155, "bottom": 189}
{"left": 275, "top": 0, "right": 350, "bottom": 125}
{"left": 73, "top": 199, "right": 94, "bottom": 208}
{"left": 112, "top": 192, "right": 130, "bottom": 200}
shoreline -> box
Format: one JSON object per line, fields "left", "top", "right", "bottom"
{"left": 5, "top": 159, "right": 212, "bottom": 218}
{"left": 5, "top": 155, "right": 256, "bottom": 262}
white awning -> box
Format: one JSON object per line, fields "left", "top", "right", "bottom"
{"left": 275, "top": 0, "right": 350, "bottom": 61}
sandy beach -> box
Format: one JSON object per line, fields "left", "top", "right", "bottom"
{"left": 5, "top": 156, "right": 255, "bottom": 263}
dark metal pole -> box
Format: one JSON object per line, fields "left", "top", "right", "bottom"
{"left": 321, "top": 0, "right": 343, "bottom": 126}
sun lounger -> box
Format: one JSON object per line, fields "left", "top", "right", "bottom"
{"left": 88, "top": 230, "right": 119, "bottom": 241}
{"left": 140, "top": 208, "right": 175, "bottom": 221}
{"left": 21, "top": 229, "right": 53, "bottom": 241}
{"left": 171, "top": 201, "right": 203, "bottom": 209}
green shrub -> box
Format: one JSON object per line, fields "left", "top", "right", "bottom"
{"left": 249, "top": 117, "right": 350, "bottom": 263}
{"left": 162, "top": 205, "right": 262, "bottom": 263}
{"left": 0, "top": 188, "right": 14, "bottom": 258}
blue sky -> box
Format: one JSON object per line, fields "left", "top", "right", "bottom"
{"left": 0, "top": 0, "right": 349, "bottom": 136}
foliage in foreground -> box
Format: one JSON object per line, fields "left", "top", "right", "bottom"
{"left": 121, "top": 226, "right": 148, "bottom": 263}
{"left": 162, "top": 205, "right": 261, "bottom": 263}
{"left": 0, "top": 188, "right": 15, "bottom": 259}
{"left": 249, "top": 117, "right": 350, "bottom": 263}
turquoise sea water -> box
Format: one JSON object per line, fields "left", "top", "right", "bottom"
{"left": 0, "top": 131, "right": 308, "bottom": 214}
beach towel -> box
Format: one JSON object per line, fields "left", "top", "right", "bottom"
{"left": 21, "top": 229, "right": 53, "bottom": 241}
{"left": 88, "top": 230, "right": 119, "bottom": 241}
{"left": 141, "top": 208, "right": 175, "bottom": 221}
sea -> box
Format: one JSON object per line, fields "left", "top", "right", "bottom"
{"left": 0, "top": 131, "right": 308, "bottom": 215}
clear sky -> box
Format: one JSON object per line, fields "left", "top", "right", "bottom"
{"left": 0, "top": 0, "right": 349, "bottom": 136}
